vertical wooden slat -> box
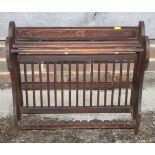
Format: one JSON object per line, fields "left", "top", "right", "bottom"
{"left": 54, "top": 62, "right": 57, "bottom": 107}
{"left": 39, "top": 62, "right": 43, "bottom": 107}
{"left": 90, "top": 61, "right": 93, "bottom": 106}
{"left": 118, "top": 62, "right": 123, "bottom": 106}
{"left": 104, "top": 62, "right": 108, "bottom": 106}
{"left": 61, "top": 62, "right": 64, "bottom": 107}
{"left": 24, "top": 64, "right": 28, "bottom": 107}
{"left": 97, "top": 62, "right": 101, "bottom": 106}
{"left": 125, "top": 61, "right": 130, "bottom": 106}
{"left": 46, "top": 63, "right": 50, "bottom": 107}
{"left": 31, "top": 63, "right": 36, "bottom": 107}
{"left": 111, "top": 62, "right": 115, "bottom": 106}
{"left": 83, "top": 61, "right": 86, "bottom": 107}
{"left": 76, "top": 62, "right": 79, "bottom": 107}
{"left": 69, "top": 62, "right": 71, "bottom": 107}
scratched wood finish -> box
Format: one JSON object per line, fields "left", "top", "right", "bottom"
{"left": 6, "top": 21, "right": 150, "bottom": 134}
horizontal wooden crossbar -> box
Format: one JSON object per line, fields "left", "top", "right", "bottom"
{"left": 14, "top": 40, "right": 140, "bottom": 46}
{"left": 18, "top": 119, "right": 135, "bottom": 130}
{"left": 17, "top": 54, "right": 137, "bottom": 63}
{"left": 13, "top": 42, "right": 141, "bottom": 49}
{"left": 21, "top": 82, "right": 132, "bottom": 90}
{"left": 20, "top": 106, "right": 131, "bottom": 114}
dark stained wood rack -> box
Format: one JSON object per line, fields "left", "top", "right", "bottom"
{"left": 5, "top": 21, "right": 150, "bottom": 134}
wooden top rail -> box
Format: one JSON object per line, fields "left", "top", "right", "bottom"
{"left": 15, "top": 27, "right": 139, "bottom": 41}
{"left": 9, "top": 21, "right": 143, "bottom": 41}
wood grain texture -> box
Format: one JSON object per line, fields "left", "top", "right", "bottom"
{"left": 15, "top": 27, "right": 138, "bottom": 40}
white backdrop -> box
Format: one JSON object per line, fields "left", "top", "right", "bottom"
{"left": 0, "top": 12, "right": 155, "bottom": 39}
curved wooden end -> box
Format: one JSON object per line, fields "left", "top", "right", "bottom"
{"left": 5, "top": 37, "right": 13, "bottom": 71}
{"left": 143, "top": 36, "right": 150, "bottom": 70}
{"left": 9, "top": 21, "right": 16, "bottom": 39}
{"left": 139, "top": 21, "right": 145, "bottom": 38}
{"left": 144, "top": 36, "right": 150, "bottom": 59}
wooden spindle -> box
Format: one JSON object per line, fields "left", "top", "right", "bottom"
{"left": 24, "top": 63, "right": 28, "bottom": 107}
{"left": 111, "top": 62, "right": 115, "bottom": 106}
{"left": 31, "top": 63, "right": 36, "bottom": 107}
{"left": 46, "top": 63, "right": 50, "bottom": 107}
{"left": 69, "top": 62, "right": 71, "bottom": 107}
{"left": 54, "top": 62, "right": 57, "bottom": 107}
{"left": 61, "top": 62, "right": 64, "bottom": 107}
{"left": 104, "top": 62, "right": 108, "bottom": 106}
{"left": 83, "top": 61, "right": 86, "bottom": 107}
{"left": 125, "top": 61, "right": 130, "bottom": 106}
{"left": 118, "top": 62, "right": 123, "bottom": 106}
{"left": 90, "top": 61, "right": 93, "bottom": 106}
{"left": 97, "top": 62, "right": 101, "bottom": 106}
{"left": 76, "top": 62, "right": 79, "bottom": 107}
{"left": 39, "top": 62, "right": 43, "bottom": 107}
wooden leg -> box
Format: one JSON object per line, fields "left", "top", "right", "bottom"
{"left": 130, "top": 53, "right": 143, "bottom": 135}
{"left": 10, "top": 54, "right": 23, "bottom": 122}
{"left": 134, "top": 114, "right": 141, "bottom": 135}
{"left": 11, "top": 72, "right": 21, "bottom": 121}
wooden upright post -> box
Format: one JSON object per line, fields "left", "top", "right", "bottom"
{"left": 5, "top": 21, "right": 23, "bottom": 124}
